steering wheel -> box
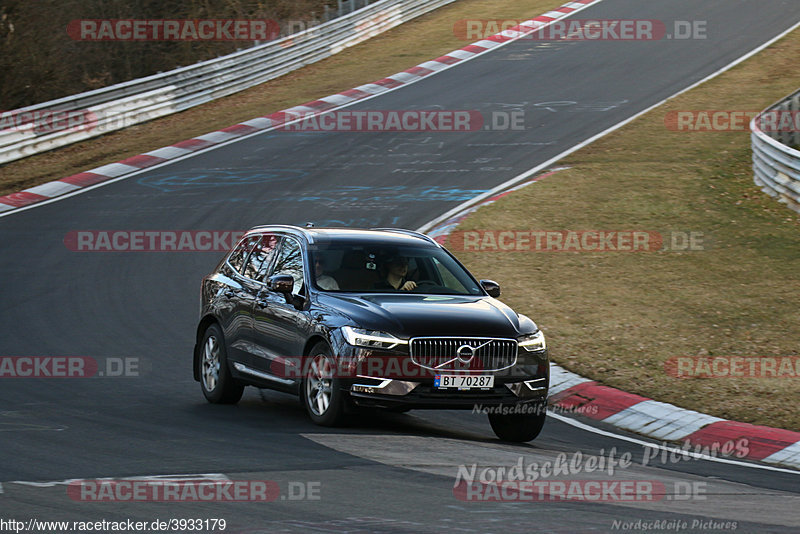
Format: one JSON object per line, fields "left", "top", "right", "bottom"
{"left": 410, "top": 280, "right": 441, "bottom": 292}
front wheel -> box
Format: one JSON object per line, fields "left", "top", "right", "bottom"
{"left": 200, "top": 324, "right": 244, "bottom": 404}
{"left": 488, "top": 408, "right": 546, "bottom": 442}
{"left": 302, "top": 343, "right": 347, "bottom": 426}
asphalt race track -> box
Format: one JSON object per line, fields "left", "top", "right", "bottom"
{"left": 2, "top": 0, "right": 800, "bottom": 532}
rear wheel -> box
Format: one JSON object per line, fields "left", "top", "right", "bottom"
{"left": 488, "top": 408, "right": 546, "bottom": 442}
{"left": 302, "top": 343, "right": 346, "bottom": 426}
{"left": 200, "top": 324, "right": 244, "bottom": 404}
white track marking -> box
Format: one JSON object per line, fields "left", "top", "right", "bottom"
{"left": 417, "top": 18, "right": 800, "bottom": 233}
{"left": 8, "top": 473, "right": 229, "bottom": 487}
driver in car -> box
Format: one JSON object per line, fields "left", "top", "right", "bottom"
{"left": 314, "top": 257, "right": 339, "bottom": 290}
{"left": 374, "top": 255, "right": 417, "bottom": 291}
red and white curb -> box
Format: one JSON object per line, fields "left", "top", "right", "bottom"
{"left": 425, "top": 176, "right": 800, "bottom": 471}
{"left": 549, "top": 366, "right": 800, "bottom": 470}
{"left": 0, "top": 0, "right": 601, "bottom": 214}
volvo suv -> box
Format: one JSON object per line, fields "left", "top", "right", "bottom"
{"left": 193, "top": 226, "right": 549, "bottom": 442}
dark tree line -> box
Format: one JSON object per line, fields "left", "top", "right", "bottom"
{"left": 1, "top": 0, "right": 335, "bottom": 109}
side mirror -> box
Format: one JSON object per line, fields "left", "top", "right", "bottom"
{"left": 268, "top": 274, "right": 294, "bottom": 294}
{"left": 480, "top": 279, "right": 501, "bottom": 298}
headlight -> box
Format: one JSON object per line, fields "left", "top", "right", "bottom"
{"left": 341, "top": 326, "right": 408, "bottom": 350}
{"left": 518, "top": 330, "right": 546, "bottom": 352}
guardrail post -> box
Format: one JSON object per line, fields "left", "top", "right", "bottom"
{"left": 792, "top": 94, "right": 800, "bottom": 148}
{"left": 780, "top": 100, "right": 791, "bottom": 146}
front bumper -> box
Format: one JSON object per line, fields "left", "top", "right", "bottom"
{"left": 346, "top": 375, "right": 548, "bottom": 411}
{"left": 331, "top": 340, "right": 549, "bottom": 411}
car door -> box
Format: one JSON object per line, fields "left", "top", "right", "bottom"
{"left": 234, "top": 232, "right": 282, "bottom": 369}
{"left": 251, "top": 235, "right": 313, "bottom": 382}
{"left": 217, "top": 234, "right": 262, "bottom": 368}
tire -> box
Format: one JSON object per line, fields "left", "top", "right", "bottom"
{"left": 488, "top": 408, "right": 547, "bottom": 442}
{"left": 200, "top": 324, "right": 244, "bottom": 404}
{"left": 302, "top": 342, "right": 346, "bottom": 426}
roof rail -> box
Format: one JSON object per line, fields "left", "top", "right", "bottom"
{"left": 372, "top": 228, "right": 439, "bottom": 246}
{"left": 245, "top": 224, "right": 315, "bottom": 243}
{"left": 248, "top": 224, "right": 301, "bottom": 232}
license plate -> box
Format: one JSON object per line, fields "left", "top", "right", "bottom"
{"left": 434, "top": 375, "right": 494, "bottom": 389}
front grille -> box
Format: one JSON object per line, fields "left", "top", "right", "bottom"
{"left": 409, "top": 337, "right": 517, "bottom": 372}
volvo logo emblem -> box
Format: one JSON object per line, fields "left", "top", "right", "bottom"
{"left": 456, "top": 345, "right": 476, "bottom": 364}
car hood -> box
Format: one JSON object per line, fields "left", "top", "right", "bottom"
{"left": 317, "top": 293, "right": 535, "bottom": 338}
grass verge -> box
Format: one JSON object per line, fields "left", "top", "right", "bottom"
{"left": 450, "top": 29, "right": 800, "bottom": 430}
{"left": 0, "top": 0, "right": 561, "bottom": 196}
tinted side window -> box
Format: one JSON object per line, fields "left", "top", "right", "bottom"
{"left": 244, "top": 234, "right": 280, "bottom": 280}
{"left": 227, "top": 236, "right": 260, "bottom": 274}
{"left": 272, "top": 237, "right": 305, "bottom": 295}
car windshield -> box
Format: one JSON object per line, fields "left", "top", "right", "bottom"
{"left": 308, "top": 242, "right": 484, "bottom": 295}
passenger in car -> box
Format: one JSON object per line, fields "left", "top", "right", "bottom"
{"left": 374, "top": 255, "right": 417, "bottom": 291}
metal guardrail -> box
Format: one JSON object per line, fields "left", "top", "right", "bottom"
{"left": 751, "top": 88, "right": 800, "bottom": 213}
{"left": 322, "top": 0, "right": 376, "bottom": 23}
{"left": 0, "top": 0, "right": 455, "bottom": 165}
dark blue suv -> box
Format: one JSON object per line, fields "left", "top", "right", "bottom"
{"left": 193, "top": 226, "right": 549, "bottom": 442}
